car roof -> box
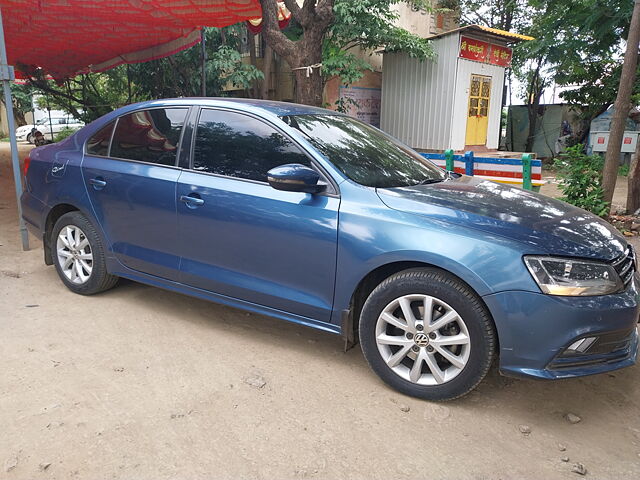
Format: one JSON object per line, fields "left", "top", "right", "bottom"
{"left": 125, "top": 97, "right": 341, "bottom": 117}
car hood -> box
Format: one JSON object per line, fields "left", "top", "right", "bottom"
{"left": 16, "top": 124, "right": 35, "bottom": 132}
{"left": 376, "top": 175, "right": 627, "bottom": 261}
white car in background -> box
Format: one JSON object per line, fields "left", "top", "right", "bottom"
{"left": 16, "top": 116, "right": 84, "bottom": 143}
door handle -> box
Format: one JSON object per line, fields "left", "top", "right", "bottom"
{"left": 180, "top": 194, "right": 204, "bottom": 207}
{"left": 89, "top": 177, "right": 106, "bottom": 190}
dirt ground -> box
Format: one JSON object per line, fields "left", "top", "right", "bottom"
{"left": 1, "top": 142, "right": 639, "bottom": 480}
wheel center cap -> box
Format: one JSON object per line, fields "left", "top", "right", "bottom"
{"left": 414, "top": 332, "right": 430, "bottom": 347}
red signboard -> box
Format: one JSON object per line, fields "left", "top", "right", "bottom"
{"left": 459, "top": 36, "right": 513, "bottom": 67}
{"left": 624, "top": 137, "right": 632, "bottom": 144}
{"left": 489, "top": 44, "right": 512, "bottom": 67}
{"left": 459, "top": 36, "right": 490, "bottom": 63}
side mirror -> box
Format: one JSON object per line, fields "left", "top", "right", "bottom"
{"left": 267, "top": 163, "right": 326, "bottom": 194}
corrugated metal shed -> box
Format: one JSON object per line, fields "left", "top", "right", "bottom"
{"left": 381, "top": 26, "right": 529, "bottom": 152}
{"left": 381, "top": 33, "right": 459, "bottom": 150}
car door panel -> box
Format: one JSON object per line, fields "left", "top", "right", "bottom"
{"left": 175, "top": 108, "right": 339, "bottom": 322}
{"left": 81, "top": 107, "right": 189, "bottom": 281}
{"left": 82, "top": 156, "right": 182, "bottom": 279}
{"left": 177, "top": 172, "right": 339, "bottom": 322}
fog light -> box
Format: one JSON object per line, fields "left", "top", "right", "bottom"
{"left": 567, "top": 337, "right": 596, "bottom": 353}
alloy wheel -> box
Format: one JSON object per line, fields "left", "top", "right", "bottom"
{"left": 375, "top": 294, "right": 471, "bottom": 385}
{"left": 56, "top": 225, "right": 93, "bottom": 284}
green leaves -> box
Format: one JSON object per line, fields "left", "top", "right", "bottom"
{"left": 324, "top": 0, "right": 434, "bottom": 87}
{"left": 554, "top": 144, "right": 610, "bottom": 217}
{"left": 459, "top": 0, "right": 636, "bottom": 129}
{"left": 209, "top": 45, "right": 264, "bottom": 90}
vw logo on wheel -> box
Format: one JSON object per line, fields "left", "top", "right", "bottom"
{"left": 414, "top": 332, "right": 430, "bottom": 347}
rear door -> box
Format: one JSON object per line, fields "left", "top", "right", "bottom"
{"left": 82, "top": 107, "right": 189, "bottom": 280}
{"left": 176, "top": 108, "right": 340, "bottom": 322}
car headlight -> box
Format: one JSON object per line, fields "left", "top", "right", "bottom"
{"left": 524, "top": 256, "right": 623, "bottom": 296}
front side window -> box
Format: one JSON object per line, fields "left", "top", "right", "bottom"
{"left": 193, "top": 109, "right": 311, "bottom": 182}
{"left": 86, "top": 121, "right": 115, "bottom": 157}
{"left": 281, "top": 114, "right": 446, "bottom": 188}
{"left": 110, "top": 108, "right": 188, "bottom": 166}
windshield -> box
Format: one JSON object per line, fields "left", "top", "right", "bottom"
{"left": 281, "top": 114, "right": 445, "bottom": 188}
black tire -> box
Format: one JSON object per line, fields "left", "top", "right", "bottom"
{"left": 26, "top": 133, "right": 32, "bottom": 144}
{"left": 359, "top": 268, "right": 496, "bottom": 401}
{"left": 51, "top": 211, "right": 118, "bottom": 295}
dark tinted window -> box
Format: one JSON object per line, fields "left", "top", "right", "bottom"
{"left": 110, "top": 108, "right": 188, "bottom": 166}
{"left": 282, "top": 114, "right": 446, "bottom": 188}
{"left": 193, "top": 109, "right": 310, "bottom": 182}
{"left": 86, "top": 121, "right": 115, "bottom": 157}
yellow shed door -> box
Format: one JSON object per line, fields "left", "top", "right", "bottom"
{"left": 465, "top": 75, "right": 491, "bottom": 146}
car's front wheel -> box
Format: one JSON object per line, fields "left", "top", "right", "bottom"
{"left": 51, "top": 211, "right": 118, "bottom": 295}
{"left": 26, "top": 133, "right": 32, "bottom": 144}
{"left": 359, "top": 268, "right": 496, "bottom": 401}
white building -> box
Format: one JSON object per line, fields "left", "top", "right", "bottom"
{"left": 381, "top": 25, "right": 531, "bottom": 152}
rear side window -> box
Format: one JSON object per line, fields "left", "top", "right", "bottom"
{"left": 193, "top": 109, "right": 311, "bottom": 182}
{"left": 110, "top": 108, "right": 188, "bottom": 166}
{"left": 86, "top": 121, "right": 115, "bottom": 157}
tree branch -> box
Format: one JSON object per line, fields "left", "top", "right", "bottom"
{"left": 260, "top": 0, "right": 298, "bottom": 62}
{"left": 315, "top": 0, "right": 335, "bottom": 27}
{"left": 27, "top": 78, "right": 83, "bottom": 105}
{"left": 282, "top": 0, "right": 304, "bottom": 24}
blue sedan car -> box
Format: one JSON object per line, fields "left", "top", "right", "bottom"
{"left": 21, "top": 99, "right": 639, "bottom": 400}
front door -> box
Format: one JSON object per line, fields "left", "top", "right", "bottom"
{"left": 82, "top": 107, "right": 189, "bottom": 280}
{"left": 465, "top": 75, "right": 491, "bottom": 146}
{"left": 176, "top": 108, "right": 339, "bottom": 322}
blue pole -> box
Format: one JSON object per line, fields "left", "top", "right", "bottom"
{"left": 464, "top": 151, "right": 474, "bottom": 176}
{"left": 0, "top": 7, "right": 29, "bottom": 250}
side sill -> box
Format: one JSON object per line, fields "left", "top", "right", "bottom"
{"left": 112, "top": 267, "right": 342, "bottom": 336}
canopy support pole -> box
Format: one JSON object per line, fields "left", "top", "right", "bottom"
{"left": 0, "top": 7, "right": 29, "bottom": 251}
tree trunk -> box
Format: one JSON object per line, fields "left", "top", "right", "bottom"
{"left": 259, "top": 0, "right": 334, "bottom": 107}
{"left": 628, "top": 137, "right": 640, "bottom": 214}
{"left": 13, "top": 108, "right": 26, "bottom": 126}
{"left": 603, "top": 0, "right": 640, "bottom": 210}
{"left": 260, "top": 43, "right": 273, "bottom": 100}
{"left": 292, "top": 51, "right": 324, "bottom": 106}
{"left": 524, "top": 62, "right": 544, "bottom": 153}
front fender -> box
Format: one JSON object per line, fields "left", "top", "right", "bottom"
{"left": 331, "top": 184, "right": 541, "bottom": 326}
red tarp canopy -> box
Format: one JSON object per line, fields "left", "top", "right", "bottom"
{"left": 0, "top": 0, "right": 261, "bottom": 80}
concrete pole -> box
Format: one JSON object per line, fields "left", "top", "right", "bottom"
{"left": 0, "top": 8, "right": 29, "bottom": 250}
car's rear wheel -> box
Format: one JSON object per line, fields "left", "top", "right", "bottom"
{"left": 51, "top": 211, "right": 118, "bottom": 295}
{"left": 359, "top": 268, "right": 496, "bottom": 401}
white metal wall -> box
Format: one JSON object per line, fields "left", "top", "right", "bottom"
{"left": 380, "top": 34, "right": 460, "bottom": 150}
{"left": 450, "top": 57, "right": 505, "bottom": 150}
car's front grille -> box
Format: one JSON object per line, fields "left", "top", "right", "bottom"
{"left": 611, "top": 245, "right": 636, "bottom": 289}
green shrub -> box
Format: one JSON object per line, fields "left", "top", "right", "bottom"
{"left": 619, "top": 164, "right": 629, "bottom": 177}
{"left": 53, "top": 127, "right": 76, "bottom": 143}
{"left": 553, "top": 144, "right": 609, "bottom": 217}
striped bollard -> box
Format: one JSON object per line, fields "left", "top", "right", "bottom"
{"left": 444, "top": 149, "right": 454, "bottom": 172}
{"left": 522, "top": 153, "right": 532, "bottom": 191}
{"left": 464, "top": 151, "right": 474, "bottom": 176}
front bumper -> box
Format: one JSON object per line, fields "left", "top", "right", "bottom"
{"left": 483, "top": 273, "right": 640, "bottom": 380}
{"left": 16, "top": 132, "right": 29, "bottom": 142}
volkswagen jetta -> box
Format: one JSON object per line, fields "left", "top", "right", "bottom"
{"left": 21, "top": 99, "right": 639, "bottom": 400}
